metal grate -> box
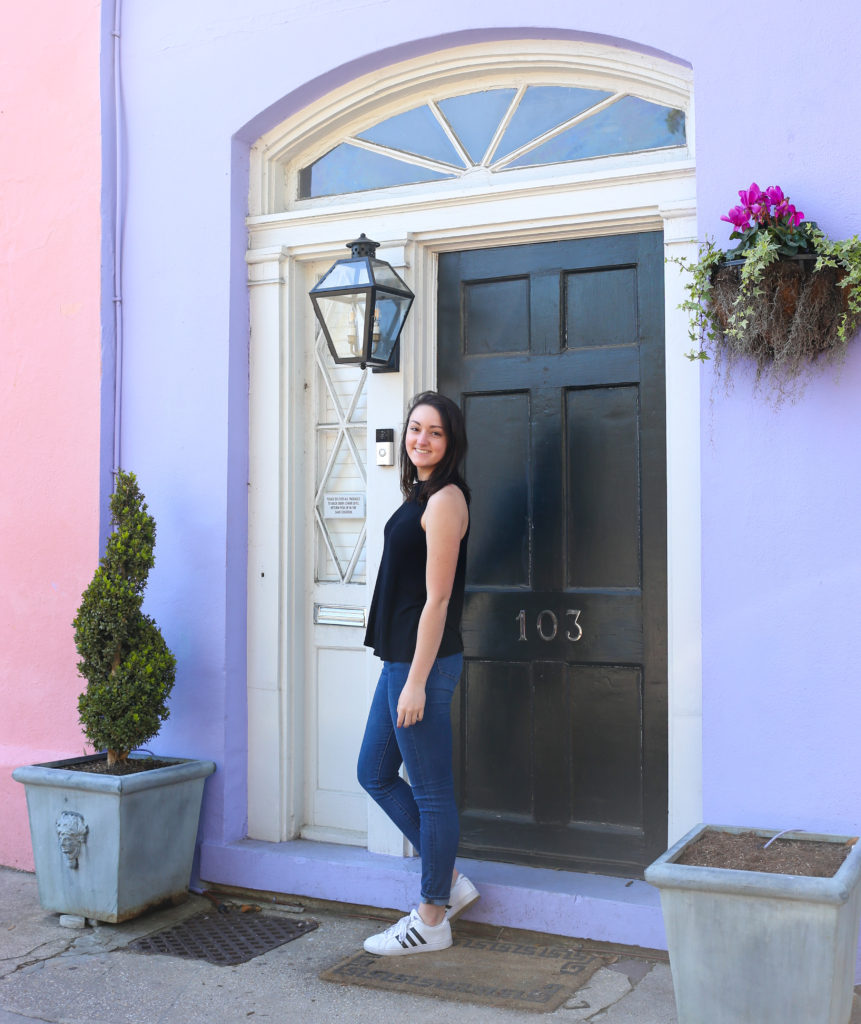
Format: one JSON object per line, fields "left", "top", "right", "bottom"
{"left": 128, "top": 911, "right": 318, "bottom": 966}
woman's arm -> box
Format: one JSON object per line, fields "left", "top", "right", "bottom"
{"left": 396, "top": 484, "right": 469, "bottom": 729}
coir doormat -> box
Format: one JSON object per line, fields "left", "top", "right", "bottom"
{"left": 320, "top": 935, "right": 613, "bottom": 1013}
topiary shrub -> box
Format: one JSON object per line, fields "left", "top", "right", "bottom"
{"left": 74, "top": 470, "right": 176, "bottom": 766}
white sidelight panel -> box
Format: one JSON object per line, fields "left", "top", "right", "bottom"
{"left": 302, "top": 275, "right": 369, "bottom": 844}
{"left": 309, "top": 645, "right": 369, "bottom": 839}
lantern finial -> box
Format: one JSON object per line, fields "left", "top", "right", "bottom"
{"left": 347, "top": 234, "right": 379, "bottom": 258}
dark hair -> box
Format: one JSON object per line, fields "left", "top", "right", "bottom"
{"left": 399, "top": 391, "right": 470, "bottom": 504}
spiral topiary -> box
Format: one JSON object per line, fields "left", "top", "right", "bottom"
{"left": 74, "top": 470, "right": 176, "bottom": 766}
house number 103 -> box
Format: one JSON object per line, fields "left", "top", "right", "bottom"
{"left": 516, "top": 609, "right": 583, "bottom": 643}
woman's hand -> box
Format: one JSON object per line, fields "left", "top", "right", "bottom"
{"left": 397, "top": 679, "right": 426, "bottom": 729}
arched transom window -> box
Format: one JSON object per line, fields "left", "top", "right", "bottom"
{"left": 299, "top": 85, "right": 685, "bottom": 199}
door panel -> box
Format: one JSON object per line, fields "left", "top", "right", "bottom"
{"left": 566, "top": 385, "right": 641, "bottom": 588}
{"left": 462, "top": 393, "right": 530, "bottom": 587}
{"left": 465, "top": 277, "right": 530, "bottom": 354}
{"left": 439, "top": 232, "right": 667, "bottom": 876}
{"left": 565, "top": 265, "right": 638, "bottom": 348}
{"left": 462, "top": 661, "right": 533, "bottom": 816}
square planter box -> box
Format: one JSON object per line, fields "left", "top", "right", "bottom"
{"left": 645, "top": 824, "right": 861, "bottom": 1024}
{"left": 14, "top": 753, "right": 215, "bottom": 923}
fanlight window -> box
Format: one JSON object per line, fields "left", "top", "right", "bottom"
{"left": 299, "top": 85, "right": 686, "bottom": 199}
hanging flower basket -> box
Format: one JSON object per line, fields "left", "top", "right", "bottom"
{"left": 711, "top": 254, "right": 849, "bottom": 364}
{"left": 674, "top": 183, "right": 861, "bottom": 402}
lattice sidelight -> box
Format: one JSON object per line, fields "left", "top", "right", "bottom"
{"left": 313, "top": 322, "right": 367, "bottom": 583}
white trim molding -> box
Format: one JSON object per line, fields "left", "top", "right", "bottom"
{"left": 659, "top": 201, "right": 703, "bottom": 842}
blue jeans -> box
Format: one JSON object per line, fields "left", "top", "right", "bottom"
{"left": 357, "top": 653, "right": 462, "bottom": 906}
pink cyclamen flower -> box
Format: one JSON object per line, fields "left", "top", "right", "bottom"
{"left": 765, "top": 185, "right": 784, "bottom": 207}
{"left": 720, "top": 205, "right": 752, "bottom": 231}
{"left": 752, "top": 202, "right": 770, "bottom": 224}
{"left": 739, "top": 182, "right": 762, "bottom": 209}
{"left": 774, "top": 199, "right": 804, "bottom": 227}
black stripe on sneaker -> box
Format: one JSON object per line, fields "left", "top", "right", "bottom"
{"left": 407, "top": 927, "right": 426, "bottom": 946}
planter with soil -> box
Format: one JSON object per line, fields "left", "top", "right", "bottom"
{"left": 13, "top": 752, "right": 215, "bottom": 923}
{"left": 13, "top": 470, "right": 216, "bottom": 924}
{"left": 645, "top": 823, "right": 861, "bottom": 1024}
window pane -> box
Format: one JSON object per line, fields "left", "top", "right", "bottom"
{"left": 357, "top": 105, "right": 463, "bottom": 166}
{"left": 495, "top": 86, "right": 612, "bottom": 160}
{"left": 300, "top": 142, "right": 454, "bottom": 198}
{"left": 437, "top": 88, "right": 517, "bottom": 163}
{"left": 506, "top": 97, "right": 686, "bottom": 168}
{"left": 298, "top": 87, "right": 687, "bottom": 198}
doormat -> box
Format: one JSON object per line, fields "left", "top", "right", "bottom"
{"left": 127, "top": 911, "right": 318, "bottom": 966}
{"left": 320, "top": 935, "right": 613, "bottom": 1013}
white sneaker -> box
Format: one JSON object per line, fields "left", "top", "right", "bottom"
{"left": 445, "top": 874, "right": 480, "bottom": 922}
{"left": 363, "top": 908, "right": 452, "bottom": 956}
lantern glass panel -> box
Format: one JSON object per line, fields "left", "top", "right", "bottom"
{"left": 368, "top": 259, "right": 410, "bottom": 293}
{"left": 316, "top": 293, "right": 367, "bottom": 361}
{"left": 369, "top": 294, "right": 412, "bottom": 363}
{"left": 316, "top": 260, "right": 372, "bottom": 289}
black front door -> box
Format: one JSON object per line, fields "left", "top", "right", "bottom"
{"left": 438, "top": 232, "right": 667, "bottom": 876}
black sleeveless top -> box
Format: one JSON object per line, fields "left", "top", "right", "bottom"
{"left": 364, "top": 484, "right": 469, "bottom": 662}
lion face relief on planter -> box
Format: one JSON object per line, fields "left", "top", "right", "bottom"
{"left": 13, "top": 471, "right": 215, "bottom": 923}
{"left": 674, "top": 183, "right": 861, "bottom": 403}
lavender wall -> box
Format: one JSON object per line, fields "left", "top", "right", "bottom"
{"left": 693, "top": 12, "right": 861, "bottom": 834}
{"left": 110, "top": 0, "right": 861, "bottom": 862}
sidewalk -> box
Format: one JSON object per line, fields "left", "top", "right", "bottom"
{"left": 0, "top": 866, "right": 678, "bottom": 1024}
{"left": 6, "top": 866, "right": 861, "bottom": 1024}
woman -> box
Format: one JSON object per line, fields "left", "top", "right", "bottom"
{"left": 358, "top": 391, "right": 479, "bottom": 956}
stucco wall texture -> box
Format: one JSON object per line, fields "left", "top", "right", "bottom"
{"left": 0, "top": 1, "right": 102, "bottom": 868}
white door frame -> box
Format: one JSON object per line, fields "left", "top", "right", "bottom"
{"left": 245, "top": 39, "right": 702, "bottom": 857}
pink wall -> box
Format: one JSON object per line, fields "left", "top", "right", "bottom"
{"left": 0, "top": 1, "right": 102, "bottom": 868}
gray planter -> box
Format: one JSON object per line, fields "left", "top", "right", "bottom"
{"left": 645, "top": 824, "right": 861, "bottom": 1024}
{"left": 13, "top": 753, "right": 215, "bottom": 923}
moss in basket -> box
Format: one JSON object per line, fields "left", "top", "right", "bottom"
{"left": 73, "top": 470, "right": 176, "bottom": 767}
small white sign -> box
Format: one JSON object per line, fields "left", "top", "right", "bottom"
{"left": 323, "top": 493, "right": 365, "bottom": 519}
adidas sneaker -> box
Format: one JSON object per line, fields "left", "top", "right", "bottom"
{"left": 445, "top": 874, "right": 480, "bottom": 922}
{"left": 363, "top": 908, "right": 452, "bottom": 956}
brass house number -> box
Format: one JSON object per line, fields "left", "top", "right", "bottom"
{"left": 516, "top": 609, "right": 583, "bottom": 643}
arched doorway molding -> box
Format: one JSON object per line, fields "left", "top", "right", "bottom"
{"left": 244, "top": 37, "right": 701, "bottom": 860}
{"left": 248, "top": 37, "right": 693, "bottom": 216}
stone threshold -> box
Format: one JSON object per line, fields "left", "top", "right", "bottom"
{"left": 199, "top": 837, "right": 667, "bottom": 953}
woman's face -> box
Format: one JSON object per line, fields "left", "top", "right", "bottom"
{"left": 405, "top": 404, "right": 448, "bottom": 480}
